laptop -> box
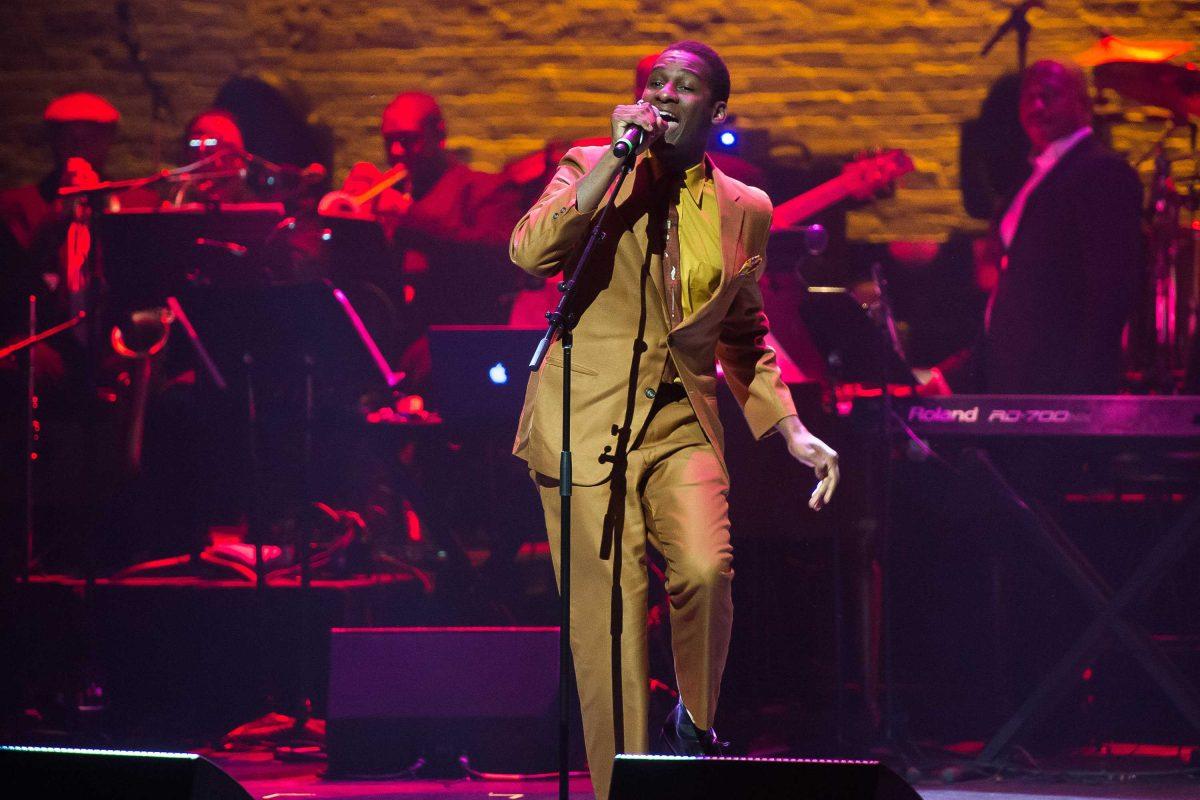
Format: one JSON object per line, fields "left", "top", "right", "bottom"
{"left": 426, "top": 325, "right": 545, "bottom": 429}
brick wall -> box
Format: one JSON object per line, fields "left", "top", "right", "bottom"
{"left": 1, "top": 0, "right": 1197, "bottom": 240}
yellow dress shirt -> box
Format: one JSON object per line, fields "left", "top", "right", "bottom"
{"left": 651, "top": 156, "right": 724, "bottom": 318}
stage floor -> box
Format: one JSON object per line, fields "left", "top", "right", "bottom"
{"left": 211, "top": 751, "right": 1200, "bottom": 800}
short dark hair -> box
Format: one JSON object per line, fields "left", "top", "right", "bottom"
{"left": 662, "top": 40, "right": 731, "bottom": 103}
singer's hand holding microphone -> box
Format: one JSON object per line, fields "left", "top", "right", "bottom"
{"left": 576, "top": 101, "right": 668, "bottom": 212}
{"left": 610, "top": 101, "right": 667, "bottom": 159}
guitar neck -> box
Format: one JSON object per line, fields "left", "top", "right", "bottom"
{"left": 772, "top": 178, "right": 854, "bottom": 231}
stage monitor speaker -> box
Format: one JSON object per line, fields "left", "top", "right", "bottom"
{"left": 0, "top": 745, "right": 252, "bottom": 799}
{"left": 326, "top": 626, "right": 583, "bottom": 777}
{"left": 610, "top": 755, "right": 922, "bottom": 800}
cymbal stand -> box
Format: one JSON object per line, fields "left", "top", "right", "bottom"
{"left": 1186, "top": 174, "right": 1200, "bottom": 392}
{"left": 979, "top": 0, "right": 1044, "bottom": 72}
{"left": 1144, "top": 131, "right": 1199, "bottom": 389}
{"left": 869, "top": 264, "right": 918, "bottom": 757}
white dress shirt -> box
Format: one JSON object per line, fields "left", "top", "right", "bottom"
{"left": 999, "top": 125, "right": 1093, "bottom": 250}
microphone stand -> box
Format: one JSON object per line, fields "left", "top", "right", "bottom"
{"left": 53, "top": 162, "right": 217, "bottom": 736}
{"left": 979, "top": 0, "right": 1045, "bottom": 72}
{"left": 868, "top": 263, "right": 922, "bottom": 763}
{"left": 1, "top": 305, "right": 87, "bottom": 584}
{"left": 529, "top": 145, "right": 639, "bottom": 800}
{"left": 55, "top": 152, "right": 230, "bottom": 201}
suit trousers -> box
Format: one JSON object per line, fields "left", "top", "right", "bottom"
{"left": 533, "top": 384, "right": 734, "bottom": 800}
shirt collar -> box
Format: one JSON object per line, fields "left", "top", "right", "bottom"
{"left": 682, "top": 158, "right": 711, "bottom": 205}
{"left": 648, "top": 153, "right": 713, "bottom": 206}
{"left": 1032, "top": 126, "right": 1092, "bottom": 169}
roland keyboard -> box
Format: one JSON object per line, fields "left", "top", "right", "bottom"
{"left": 889, "top": 395, "right": 1200, "bottom": 439}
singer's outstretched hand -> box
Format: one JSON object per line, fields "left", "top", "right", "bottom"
{"left": 775, "top": 415, "right": 840, "bottom": 511}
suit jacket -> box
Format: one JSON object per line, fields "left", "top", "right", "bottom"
{"left": 979, "top": 134, "right": 1143, "bottom": 394}
{"left": 509, "top": 146, "right": 796, "bottom": 485}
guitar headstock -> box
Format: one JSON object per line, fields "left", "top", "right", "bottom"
{"left": 840, "top": 149, "right": 915, "bottom": 200}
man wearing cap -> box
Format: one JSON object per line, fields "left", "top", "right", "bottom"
{"left": 0, "top": 93, "right": 133, "bottom": 371}
{"left": 0, "top": 93, "right": 159, "bottom": 348}
{"left": 0, "top": 93, "right": 145, "bottom": 582}
{"left": 1, "top": 93, "right": 123, "bottom": 253}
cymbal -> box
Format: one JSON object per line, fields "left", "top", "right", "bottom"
{"left": 1094, "top": 60, "right": 1200, "bottom": 123}
{"left": 1075, "top": 34, "right": 1193, "bottom": 67}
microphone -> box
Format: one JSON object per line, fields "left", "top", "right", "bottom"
{"left": 612, "top": 128, "right": 642, "bottom": 160}
{"left": 613, "top": 105, "right": 662, "bottom": 159}
{"left": 803, "top": 223, "right": 828, "bottom": 256}
{"left": 778, "top": 223, "right": 829, "bottom": 255}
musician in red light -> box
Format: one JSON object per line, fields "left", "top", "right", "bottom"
{"left": 0, "top": 93, "right": 159, "bottom": 374}
{"left": 169, "top": 109, "right": 255, "bottom": 206}
{"left": 339, "top": 92, "right": 524, "bottom": 329}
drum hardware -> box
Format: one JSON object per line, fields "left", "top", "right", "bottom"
{"left": 317, "top": 163, "right": 410, "bottom": 216}
{"left": 1079, "top": 35, "right": 1200, "bottom": 389}
{"left": 1121, "top": 133, "right": 1200, "bottom": 390}
{"left": 1094, "top": 60, "right": 1200, "bottom": 126}
{"left": 979, "top": 0, "right": 1045, "bottom": 72}
{"left": 1075, "top": 30, "right": 1198, "bottom": 123}
{"left": 1074, "top": 33, "right": 1194, "bottom": 68}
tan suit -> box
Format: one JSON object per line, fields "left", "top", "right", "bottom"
{"left": 510, "top": 145, "right": 796, "bottom": 799}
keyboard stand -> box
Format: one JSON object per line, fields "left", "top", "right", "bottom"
{"left": 967, "top": 448, "right": 1200, "bottom": 766}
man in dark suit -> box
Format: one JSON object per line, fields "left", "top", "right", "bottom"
{"left": 930, "top": 60, "right": 1144, "bottom": 394}
{"left": 905, "top": 62, "right": 1144, "bottom": 724}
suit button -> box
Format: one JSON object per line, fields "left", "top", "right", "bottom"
{"left": 645, "top": 387, "right": 657, "bottom": 399}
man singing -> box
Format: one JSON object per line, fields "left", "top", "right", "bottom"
{"left": 510, "top": 41, "right": 839, "bottom": 800}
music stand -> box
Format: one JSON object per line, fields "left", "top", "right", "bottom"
{"left": 180, "top": 281, "right": 402, "bottom": 395}
{"left": 98, "top": 205, "right": 287, "bottom": 306}
{"left": 284, "top": 214, "right": 406, "bottom": 366}
{"left": 797, "top": 286, "right": 917, "bottom": 753}
{"left": 181, "top": 277, "right": 403, "bottom": 739}
{"left": 797, "top": 288, "right": 913, "bottom": 387}
{"left": 176, "top": 295, "right": 405, "bottom": 726}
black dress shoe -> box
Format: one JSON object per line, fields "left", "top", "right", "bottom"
{"left": 657, "top": 701, "right": 729, "bottom": 756}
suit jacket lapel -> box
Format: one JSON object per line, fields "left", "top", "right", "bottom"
{"left": 668, "top": 163, "right": 746, "bottom": 335}
{"left": 611, "top": 156, "right": 666, "bottom": 310}
{"left": 608, "top": 154, "right": 746, "bottom": 331}
{"left": 713, "top": 163, "right": 745, "bottom": 288}
{"left": 1007, "top": 134, "right": 1093, "bottom": 254}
